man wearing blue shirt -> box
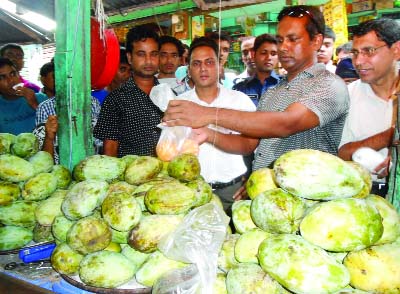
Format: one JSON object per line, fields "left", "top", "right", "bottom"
{"left": 0, "top": 58, "right": 47, "bottom": 135}
{"left": 233, "top": 34, "right": 280, "bottom": 106}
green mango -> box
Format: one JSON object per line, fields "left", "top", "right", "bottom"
{"left": 29, "top": 151, "right": 54, "bottom": 174}
{"left": 274, "top": 149, "right": 364, "bottom": 200}
{"left": 300, "top": 198, "right": 383, "bottom": 252}
{"left": 35, "top": 189, "right": 67, "bottom": 226}
{"left": 33, "top": 223, "right": 54, "bottom": 243}
{"left": 251, "top": 188, "right": 306, "bottom": 234}
{"left": 0, "top": 181, "right": 20, "bottom": 206}
{"left": 234, "top": 228, "right": 270, "bottom": 263}
{"left": 217, "top": 234, "right": 240, "bottom": 273}
{"left": 0, "top": 133, "right": 16, "bottom": 155}
{"left": 0, "top": 225, "right": 33, "bottom": 250}
{"left": 226, "top": 263, "right": 289, "bottom": 294}
{"left": 51, "top": 165, "right": 72, "bottom": 189}
{"left": 0, "top": 154, "right": 35, "bottom": 182}
{"left": 344, "top": 242, "right": 400, "bottom": 293}
{"left": 67, "top": 216, "right": 111, "bottom": 255}
{"left": 73, "top": 155, "right": 126, "bottom": 182}
{"left": 0, "top": 200, "right": 37, "bottom": 227}
{"left": 121, "top": 245, "right": 150, "bottom": 274}
{"left": 22, "top": 172, "right": 58, "bottom": 201}
{"left": 124, "top": 156, "right": 162, "bottom": 185}
{"left": 135, "top": 250, "right": 188, "bottom": 287}
{"left": 108, "top": 181, "right": 136, "bottom": 195}
{"left": 79, "top": 251, "right": 135, "bottom": 288}
{"left": 61, "top": 180, "right": 109, "bottom": 220}
{"left": 51, "top": 242, "right": 83, "bottom": 275}
{"left": 145, "top": 181, "right": 196, "bottom": 215}
{"left": 102, "top": 191, "right": 142, "bottom": 231}
{"left": 366, "top": 194, "right": 400, "bottom": 245}
{"left": 231, "top": 200, "right": 256, "bottom": 234}
{"left": 246, "top": 168, "right": 277, "bottom": 200}
{"left": 11, "top": 133, "right": 39, "bottom": 158}
{"left": 259, "top": 234, "right": 350, "bottom": 294}
{"left": 167, "top": 153, "right": 200, "bottom": 182}
{"left": 111, "top": 228, "right": 130, "bottom": 244}
{"left": 185, "top": 178, "right": 212, "bottom": 207}
{"left": 129, "top": 214, "right": 183, "bottom": 253}
{"left": 51, "top": 215, "right": 75, "bottom": 243}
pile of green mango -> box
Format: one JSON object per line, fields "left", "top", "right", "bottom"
{"left": 225, "top": 149, "right": 400, "bottom": 294}
{"left": 0, "top": 133, "right": 72, "bottom": 250}
{"left": 52, "top": 152, "right": 218, "bottom": 289}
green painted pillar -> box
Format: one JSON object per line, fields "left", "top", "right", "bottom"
{"left": 54, "top": 0, "right": 93, "bottom": 170}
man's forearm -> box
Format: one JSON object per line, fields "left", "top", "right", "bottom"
{"left": 207, "top": 130, "right": 258, "bottom": 155}
{"left": 103, "top": 139, "right": 119, "bottom": 157}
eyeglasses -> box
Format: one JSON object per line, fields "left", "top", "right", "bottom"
{"left": 278, "top": 7, "right": 322, "bottom": 35}
{"left": 350, "top": 45, "right": 387, "bottom": 58}
{"left": 190, "top": 58, "right": 216, "bottom": 69}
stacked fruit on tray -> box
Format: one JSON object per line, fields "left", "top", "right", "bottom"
{"left": 0, "top": 133, "right": 72, "bottom": 250}
{"left": 226, "top": 149, "right": 400, "bottom": 294}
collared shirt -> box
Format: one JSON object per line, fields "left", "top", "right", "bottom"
{"left": 93, "top": 76, "right": 162, "bottom": 157}
{"left": 177, "top": 87, "right": 256, "bottom": 183}
{"left": 233, "top": 71, "right": 280, "bottom": 106}
{"left": 254, "top": 63, "right": 350, "bottom": 170}
{"left": 0, "top": 93, "right": 47, "bottom": 135}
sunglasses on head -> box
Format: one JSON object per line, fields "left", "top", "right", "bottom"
{"left": 278, "top": 7, "right": 322, "bottom": 34}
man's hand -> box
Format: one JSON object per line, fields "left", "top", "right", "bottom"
{"left": 163, "top": 100, "right": 213, "bottom": 128}
{"left": 15, "top": 86, "right": 38, "bottom": 109}
{"left": 233, "top": 181, "right": 249, "bottom": 201}
{"left": 373, "top": 156, "right": 391, "bottom": 179}
{"left": 45, "top": 115, "right": 58, "bottom": 140}
{"left": 191, "top": 127, "right": 210, "bottom": 145}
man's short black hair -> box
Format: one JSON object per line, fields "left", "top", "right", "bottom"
{"left": 253, "top": 34, "right": 277, "bottom": 52}
{"left": 40, "top": 62, "right": 54, "bottom": 77}
{"left": 353, "top": 18, "right": 400, "bottom": 47}
{"left": 324, "top": 26, "right": 336, "bottom": 42}
{"left": 188, "top": 37, "right": 219, "bottom": 62}
{"left": 159, "top": 35, "right": 185, "bottom": 57}
{"left": 119, "top": 47, "right": 128, "bottom": 64}
{"left": 278, "top": 5, "right": 325, "bottom": 40}
{"left": 0, "top": 43, "right": 24, "bottom": 57}
{"left": 0, "top": 57, "right": 17, "bottom": 69}
{"left": 125, "top": 25, "right": 160, "bottom": 53}
{"left": 209, "top": 31, "right": 232, "bottom": 44}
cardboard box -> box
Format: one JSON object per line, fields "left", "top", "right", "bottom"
{"left": 352, "top": 0, "right": 373, "bottom": 13}
{"left": 375, "top": 0, "right": 394, "bottom": 10}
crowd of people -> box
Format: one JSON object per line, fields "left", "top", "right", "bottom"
{"left": 0, "top": 4, "right": 399, "bottom": 210}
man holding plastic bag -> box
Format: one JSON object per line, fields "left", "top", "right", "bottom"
{"left": 154, "top": 37, "right": 257, "bottom": 213}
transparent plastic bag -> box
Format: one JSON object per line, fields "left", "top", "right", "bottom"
{"left": 154, "top": 203, "right": 230, "bottom": 294}
{"left": 150, "top": 83, "right": 177, "bottom": 112}
{"left": 156, "top": 125, "right": 199, "bottom": 161}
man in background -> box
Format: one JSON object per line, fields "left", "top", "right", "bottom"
{"left": 338, "top": 18, "right": 400, "bottom": 197}
{"left": 157, "top": 35, "right": 186, "bottom": 95}
{"left": 0, "top": 58, "right": 46, "bottom": 135}
{"left": 317, "top": 26, "right": 336, "bottom": 73}
{"left": 233, "top": 33, "right": 280, "bottom": 106}
{"left": 0, "top": 43, "right": 41, "bottom": 92}
{"left": 94, "top": 25, "right": 162, "bottom": 157}
{"left": 234, "top": 36, "right": 256, "bottom": 84}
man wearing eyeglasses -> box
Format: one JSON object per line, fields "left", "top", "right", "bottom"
{"left": 177, "top": 37, "right": 257, "bottom": 212}
{"left": 338, "top": 18, "right": 400, "bottom": 197}
{"left": 164, "top": 5, "right": 349, "bottom": 181}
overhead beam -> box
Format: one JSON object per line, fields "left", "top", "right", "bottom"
{"left": 108, "top": 0, "right": 197, "bottom": 24}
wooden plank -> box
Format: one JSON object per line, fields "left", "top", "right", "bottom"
{"left": 54, "top": 0, "right": 93, "bottom": 170}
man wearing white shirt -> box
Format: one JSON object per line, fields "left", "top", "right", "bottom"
{"left": 178, "top": 37, "right": 257, "bottom": 212}
{"left": 338, "top": 18, "right": 400, "bottom": 197}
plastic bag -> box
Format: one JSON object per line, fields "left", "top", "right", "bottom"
{"left": 156, "top": 125, "right": 199, "bottom": 161}
{"left": 154, "top": 203, "right": 230, "bottom": 294}
{"left": 150, "top": 83, "right": 177, "bottom": 112}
